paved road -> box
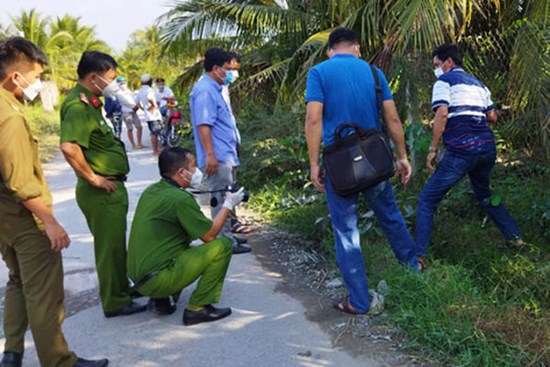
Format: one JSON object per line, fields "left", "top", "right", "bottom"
{"left": 0, "top": 128, "right": 385, "bottom": 367}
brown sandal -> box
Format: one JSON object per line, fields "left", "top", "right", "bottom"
{"left": 333, "top": 296, "right": 357, "bottom": 315}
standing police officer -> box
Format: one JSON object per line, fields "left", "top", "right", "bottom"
{"left": 0, "top": 37, "right": 108, "bottom": 367}
{"left": 60, "top": 51, "right": 146, "bottom": 318}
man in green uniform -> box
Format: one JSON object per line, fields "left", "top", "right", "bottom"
{"left": 127, "top": 147, "right": 244, "bottom": 326}
{"left": 0, "top": 37, "right": 108, "bottom": 367}
{"left": 60, "top": 51, "right": 146, "bottom": 318}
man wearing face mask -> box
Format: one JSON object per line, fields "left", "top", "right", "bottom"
{"left": 0, "top": 37, "right": 108, "bottom": 367}
{"left": 190, "top": 48, "right": 250, "bottom": 254}
{"left": 60, "top": 51, "right": 147, "bottom": 319}
{"left": 415, "top": 44, "right": 527, "bottom": 267}
{"left": 221, "top": 52, "right": 251, "bottom": 237}
{"left": 127, "top": 147, "right": 243, "bottom": 325}
{"left": 138, "top": 74, "right": 163, "bottom": 155}
{"left": 155, "top": 78, "right": 174, "bottom": 118}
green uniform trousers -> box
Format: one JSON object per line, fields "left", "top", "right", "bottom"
{"left": 76, "top": 178, "right": 131, "bottom": 313}
{"left": 138, "top": 238, "right": 232, "bottom": 306}
{"left": 0, "top": 209, "right": 78, "bottom": 367}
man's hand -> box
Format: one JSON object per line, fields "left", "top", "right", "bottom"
{"left": 426, "top": 151, "right": 438, "bottom": 173}
{"left": 310, "top": 164, "right": 325, "bottom": 192}
{"left": 44, "top": 221, "right": 70, "bottom": 252}
{"left": 90, "top": 175, "right": 117, "bottom": 193}
{"left": 395, "top": 158, "right": 412, "bottom": 185}
{"left": 205, "top": 154, "right": 218, "bottom": 175}
{"left": 223, "top": 187, "right": 245, "bottom": 210}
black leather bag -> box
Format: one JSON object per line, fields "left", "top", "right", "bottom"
{"left": 322, "top": 65, "right": 395, "bottom": 196}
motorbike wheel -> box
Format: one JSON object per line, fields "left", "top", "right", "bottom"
{"left": 167, "top": 126, "right": 181, "bottom": 147}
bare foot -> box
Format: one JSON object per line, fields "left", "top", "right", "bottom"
{"left": 153, "top": 149, "right": 161, "bottom": 156}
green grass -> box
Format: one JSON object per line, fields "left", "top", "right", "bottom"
{"left": 237, "top": 106, "right": 550, "bottom": 366}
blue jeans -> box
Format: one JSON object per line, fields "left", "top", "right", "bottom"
{"left": 415, "top": 150, "right": 522, "bottom": 257}
{"left": 325, "top": 177, "right": 418, "bottom": 313}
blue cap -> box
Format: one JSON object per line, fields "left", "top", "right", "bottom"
{"left": 116, "top": 76, "right": 126, "bottom": 83}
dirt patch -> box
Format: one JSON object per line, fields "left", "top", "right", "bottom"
{"left": 245, "top": 221, "right": 433, "bottom": 367}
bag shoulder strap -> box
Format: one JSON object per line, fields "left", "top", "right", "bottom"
{"left": 370, "top": 64, "right": 388, "bottom": 135}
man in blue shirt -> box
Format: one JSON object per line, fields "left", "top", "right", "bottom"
{"left": 415, "top": 44, "right": 526, "bottom": 266}
{"left": 190, "top": 48, "right": 250, "bottom": 254}
{"left": 305, "top": 28, "right": 419, "bottom": 315}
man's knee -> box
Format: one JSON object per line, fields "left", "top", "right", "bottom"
{"left": 207, "top": 237, "right": 233, "bottom": 256}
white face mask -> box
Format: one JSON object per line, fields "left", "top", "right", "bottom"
{"left": 95, "top": 75, "right": 120, "bottom": 98}
{"left": 15, "top": 73, "right": 43, "bottom": 101}
{"left": 434, "top": 67, "right": 444, "bottom": 78}
{"left": 184, "top": 168, "right": 203, "bottom": 188}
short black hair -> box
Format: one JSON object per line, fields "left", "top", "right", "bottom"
{"left": 0, "top": 37, "right": 48, "bottom": 80}
{"left": 203, "top": 48, "right": 231, "bottom": 72}
{"left": 156, "top": 78, "right": 165, "bottom": 83}
{"left": 77, "top": 51, "right": 118, "bottom": 79}
{"left": 227, "top": 51, "right": 241, "bottom": 63}
{"left": 159, "top": 147, "right": 194, "bottom": 179}
{"left": 328, "top": 28, "right": 359, "bottom": 49}
{"left": 432, "top": 44, "right": 463, "bottom": 67}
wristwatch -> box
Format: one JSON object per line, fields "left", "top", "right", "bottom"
{"left": 428, "top": 146, "right": 438, "bottom": 153}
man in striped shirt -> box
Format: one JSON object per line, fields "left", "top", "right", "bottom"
{"left": 415, "top": 44, "right": 526, "bottom": 268}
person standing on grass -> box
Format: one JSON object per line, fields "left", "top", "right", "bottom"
{"left": 0, "top": 36, "right": 108, "bottom": 367}
{"left": 415, "top": 44, "right": 528, "bottom": 267}
{"left": 304, "top": 28, "right": 419, "bottom": 316}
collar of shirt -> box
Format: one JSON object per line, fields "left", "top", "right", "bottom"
{"left": 203, "top": 74, "right": 223, "bottom": 92}
{"left": 331, "top": 54, "right": 357, "bottom": 60}
{"left": 73, "top": 83, "right": 103, "bottom": 107}
{"left": 449, "top": 67, "right": 465, "bottom": 73}
{"left": 0, "top": 87, "right": 24, "bottom": 113}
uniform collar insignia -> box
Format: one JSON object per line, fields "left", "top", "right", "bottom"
{"left": 79, "top": 92, "right": 89, "bottom": 105}
{"left": 90, "top": 96, "right": 102, "bottom": 109}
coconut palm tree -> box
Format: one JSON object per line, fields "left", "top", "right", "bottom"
{"left": 159, "top": 0, "right": 549, "bottom": 159}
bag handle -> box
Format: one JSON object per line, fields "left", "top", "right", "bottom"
{"left": 334, "top": 122, "right": 366, "bottom": 142}
{"left": 370, "top": 64, "right": 389, "bottom": 136}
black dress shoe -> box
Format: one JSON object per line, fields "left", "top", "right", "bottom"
{"left": 183, "top": 304, "right": 232, "bottom": 326}
{"left": 147, "top": 297, "right": 177, "bottom": 315}
{"left": 104, "top": 301, "right": 147, "bottom": 318}
{"left": 74, "top": 357, "right": 109, "bottom": 367}
{"left": 232, "top": 244, "right": 251, "bottom": 254}
{"left": 234, "top": 236, "right": 248, "bottom": 244}
{"left": 0, "top": 352, "right": 22, "bottom": 367}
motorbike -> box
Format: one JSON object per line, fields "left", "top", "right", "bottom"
{"left": 159, "top": 98, "right": 183, "bottom": 148}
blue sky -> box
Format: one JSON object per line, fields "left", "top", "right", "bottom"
{"left": 1, "top": 0, "right": 173, "bottom": 52}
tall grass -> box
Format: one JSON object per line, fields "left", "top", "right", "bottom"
{"left": 237, "top": 106, "right": 550, "bottom": 366}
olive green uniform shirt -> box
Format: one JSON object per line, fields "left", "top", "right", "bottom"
{"left": 0, "top": 88, "right": 52, "bottom": 226}
{"left": 60, "top": 83, "right": 129, "bottom": 176}
{"left": 127, "top": 180, "right": 213, "bottom": 279}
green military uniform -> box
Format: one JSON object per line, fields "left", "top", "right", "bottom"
{"left": 127, "top": 180, "right": 232, "bottom": 306}
{"left": 0, "top": 88, "right": 78, "bottom": 366}
{"left": 60, "top": 83, "right": 132, "bottom": 313}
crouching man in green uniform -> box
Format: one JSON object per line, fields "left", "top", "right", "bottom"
{"left": 60, "top": 51, "right": 146, "bottom": 318}
{"left": 127, "top": 147, "right": 244, "bottom": 326}
{"left": 0, "top": 37, "right": 107, "bottom": 367}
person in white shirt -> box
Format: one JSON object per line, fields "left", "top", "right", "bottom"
{"left": 155, "top": 78, "right": 175, "bottom": 117}
{"left": 116, "top": 76, "right": 145, "bottom": 149}
{"left": 221, "top": 53, "right": 252, "bottom": 236}
{"left": 137, "top": 74, "right": 162, "bottom": 155}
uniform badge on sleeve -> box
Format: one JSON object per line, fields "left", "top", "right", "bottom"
{"left": 79, "top": 93, "right": 89, "bottom": 105}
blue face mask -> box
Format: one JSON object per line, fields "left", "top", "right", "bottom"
{"left": 223, "top": 70, "right": 239, "bottom": 85}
